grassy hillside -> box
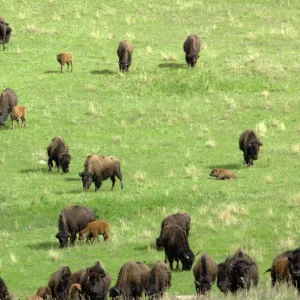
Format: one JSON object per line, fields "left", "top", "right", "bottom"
{"left": 1, "top": 0, "right": 300, "bottom": 298}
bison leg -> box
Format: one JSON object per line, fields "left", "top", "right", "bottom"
{"left": 70, "top": 232, "right": 77, "bottom": 245}
{"left": 115, "top": 170, "right": 124, "bottom": 189}
{"left": 48, "top": 158, "right": 53, "bottom": 171}
{"left": 110, "top": 175, "right": 116, "bottom": 190}
{"left": 95, "top": 179, "right": 102, "bottom": 191}
{"left": 175, "top": 260, "right": 180, "bottom": 271}
{"left": 167, "top": 254, "right": 174, "bottom": 270}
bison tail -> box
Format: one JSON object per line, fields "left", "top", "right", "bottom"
{"left": 263, "top": 268, "right": 272, "bottom": 274}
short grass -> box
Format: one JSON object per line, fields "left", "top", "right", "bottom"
{"left": 1, "top": 0, "right": 300, "bottom": 298}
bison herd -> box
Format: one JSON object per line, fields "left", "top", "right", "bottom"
{"left": 1, "top": 211, "right": 300, "bottom": 299}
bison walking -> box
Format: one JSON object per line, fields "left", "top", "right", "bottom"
{"left": 0, "top": 88, "right": 18, "bottom": 126}
{"left": 0, "top": 18, "right": 12, "bottom": 51}
{"left": 183, "top": 34, "right": 201, "bottom": 67}
{"left": 117, "top": 40, "right": 133, "bottom": 72}
{"left": 239, "top": 129, "right": 262, "bottom": 167}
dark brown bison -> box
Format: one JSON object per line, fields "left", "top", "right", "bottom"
{"left": 67, "top": 268, "right": 87, "bottom": 290}
{"left": 0, "top": 277, "right": 12, "bottom": 300}
{"left": 79, "top": 155, "right": 123, "bottom": 192}
{"left": 183, "top": 34, "right": 201, "bottom": 67}
{"left": 48, "top": 265, "right": 72, "bottom": 300}
{"left": 288, "top": 248, "right": 300, "bottom": 291}
{"left": 193, "top": 253, "right": 218, "bottom": 295}
{"left": 160, "top": 224, "right": 195, "bottom": 271}
{"left": 47, "top": 136, "right": 71, "bottom": 173}
{"left": 80, "top": 261, "right": 111, "bottom": 300}
{"left": 156, "top": 212, "right": 190, "bottom": 250}
{"left": 217, "top": 262, "right": 229, "bottom": 293}
{"left": 219, "top": 248, "right": 259, "bottom": 293}
{"left": 146, "top": 260, "right": 172, "bottom": 300}
{"left": 0, "top": 88, "right": 18, "bottom": 126}
{"left": 36, "top": 286, "right": 52, "bottom": 299}
{"left": 109, "top": 261, "right": 150, "bottom": 300}
{"left": 117, "top": 40, "right": 133, "bottom": 72}
{"left": 55, "top": 205, "right": 96, "bottom": 248}
{"left": 239, "top": 129, "right": 262, "bottom": 167}
{"left": 0, "top": 18, "right": 12, "bottom": 51}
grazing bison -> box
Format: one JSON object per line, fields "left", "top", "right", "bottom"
{"left": 0, "top": 277, "right": 12, "bottom": 300}
{"left": 288, "top": 248, "right": 300, "bottom": 291}
{"left": 36, "top": 286, "right": 52, "bottom": 299}
{"left": 0, "top": 18, "right": 12, "bottom": 51}
{"left": 117, "top": 40, "right": 133, "bottom": 72}
{"left": 10, "top": 105, "right": 26, "bottom": 129}
{"left": 47, "top": 136, "right": 71, "bottom": 173}
{"left": 79, "top": 220, "right": 110, "bottom": 242}
{"left": 183, "top": 34, "right": 201, "bottom": 67}
{"left": 217, "top": 262, "right": 229, "bottom": 294}
{"left": 222, "top": 248, "right": 259, "bottom": 293}
{"left": 109, "top": 261, "right": 150, "bottom": 300}
{"left": 55, "top": 205, "right": 96, "bottom": 248}
{"left": 156, "top": 212, "right": 190, "bottom": 251}
{"left": 160, "top": 224, "right": 195, "bottom": 271}
{"left": 48, "top": 265, "right": 72, "bottom": 300}
{"left": 79, "top": 261, "right": 111, "bottom": 300}
{"left": 239, "top": 129, "right": 262, "bottom": 167}
{"left": 57, "top": 52, "right": 73, "bottom": 73}
{"left": 79, "top": 155, "right": 124, "bottom": 192}
{"left": 68, "top": 284, "right": 82, "bottom": 300}
{"left": 0, "top": 88, "right": 18, "bottom": 126}
{"left": 146, "top": 260, "right": 172, "bottom": 300}
{"left": 193, "top": 254, "right": 218, "bottom": 295}
{"left": 210, "top": 168, "right": 237, "bottom": 180}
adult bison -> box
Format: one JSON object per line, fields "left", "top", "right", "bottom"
{"left": 0, "top": 276, "right": 12, "bottom": 300}
{"left": 55, "top": 205, "right": 96, "bottom": 248}
{"left": 79, "top": 155, "right": 123, "bottom": 192}
{"left": 80, "top": 261, "right": 111, "bottom": 300}
{"left": 48, "top": 265, "right": 72, "bottom": 300}
{"left": 183, "top": 34, "right": 201, "bottom": 67}
{"left": 160, "top": 224, "right": 195, "bottom": 271}
{"left": 0, "top": 88, "right": 18, "bottom": 126}
{"left": 117, "top": 40, "right": 133, "bottom": 72}
{"left": 239, "top": 129, "right": 262, "bottom": 167}
{"left": 156, "top": 212, "right": 190, "bottom": 250}
{"left": 0, "top": 18, "right": 12, "bottom": 51}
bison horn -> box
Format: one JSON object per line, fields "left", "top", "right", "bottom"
{"left": 79, "top": 172, "right": 83, "bottom": 177}
{"left": 195, "top": 251, "right": 200, "bottom": 257}
{"left": 194, "top": 280, "right": 200, "bottom": 286}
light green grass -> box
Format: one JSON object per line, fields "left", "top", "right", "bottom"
{"left": 1, "top": 0, "right": 300, "bottom": 298}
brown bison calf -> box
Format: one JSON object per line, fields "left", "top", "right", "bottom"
{"left": 57, "top": 52, "right": 73, "bottom": 73}
{"left": 239, "top": 129, "right": 262, "bottom": 167}
{"left": 210, "top": 168, "right": 237, "bottom": 180}
{"left": 36, "top": 285, "right": 52, "bottom": 299}
{"left": 68, "top": 283, "right": 82, "bottom": 300}
{"left": 193, "top": 254, "right": 218, "bottom": 295}
{"left": 117, "top": 40, "right": 133, "bottom": 72}
{"left": 10, "top": 105, "right": 26, "bottom": 129}
{"left": 183, "top": 34, "right": 201, "bottom": 67}
{"left": 47, "top": 136, "right": 71, "bottom": 173}
{"left": 79, "top": 220, "right": 110, "bottom": 242}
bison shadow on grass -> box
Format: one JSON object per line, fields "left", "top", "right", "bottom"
{"left": 20, "top": 168, "right": 48, "bottom": 174}
{"left": 90, "top": 69, "right": 115, "bottom": 75}
{"left": 27, "top": 241, "right": 58, "bottom": 250}
{"left": 158, "top": 63, "right": 186, "bottom": 69}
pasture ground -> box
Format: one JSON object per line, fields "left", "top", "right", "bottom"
{"left": 1, "top": 0, "right": 300, "bottom": 298}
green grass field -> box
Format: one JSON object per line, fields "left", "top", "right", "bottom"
{"left": 1, "top": 0, "right": 300, "bottom": 298}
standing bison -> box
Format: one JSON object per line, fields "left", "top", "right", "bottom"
{"left": 183, "top": 34, "right": 201, "bottom": 67}
{"left": 239, "top": 129, "right": 262, "bottom": 167}
{"left": 0, "top": 277, "right": 12, "bottom": 300}
{"left": 0, "top": 88, "right": 18, "bottom": 126}
{"left": 0, "top": 18, "right": 12, "bottom": 51}
{"left": 55, "top": 205, "right": 96, "bottom": 248}
{"left": 193, "top": 253, "right": 218, "bottom": 295}
{"left": 117, "top": 40, "right": 133, "bottom": 72}
{"left": 79, "top": 155, "right": 124, "bottom": 192}
{"left": 47, "top": 136, "right": 71, "bottom": 173}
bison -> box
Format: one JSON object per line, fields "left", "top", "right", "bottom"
{"left": 79, "top": 155, "right": 124, "bottom": 192}
{"left": 239, "top": 129, "right": 262, "bottom": 167}
{"left": 0, "top": 18, "right": 12, "bottom": 51}
{"left": 57, "top": 52, "right": 73, "bottom": 73}
{"left": 217, "top": 262, "right": 229, "bottom": 294}
{"left": 160, "top": 224, "right": 195, "bottom": 271}
{"left": 0, "top": 277, "right": 12, "bottom": 300}
{"left": 193, "top": 253, "right": 218, "bottom": 295}
{"left": 48, "top": 265, "right": 72, "bottom": 300}
{"left": 156, "top": 212, "right": 190, "bottom": 251}
{"left": 146, "top": 260, "right": 172, "bottom": 300}
{"left": 183, "top": 34, "right": 201, "bottom": 67}
{"left": 79, "top": 220, "right": 110, "bottom": 242}
{"left": 210, "top": 168, "right": 237, "bottom": 180}
{"left": 117, "top": 40, "right": 133, "bottom": 72}
{"left": 222, "top": 248, "right": 259, "bottom": 293}
{"left": 10, "top": 105, "right": 26, "bottom": 129}
{"left": 36, "top": 286, "right": 52, "bottom": 299}
{"left": 109, "top": 261, "right": 150, "bottom": 300}
{"left": 55, "top": 205, "right": 96, "bottom": 248}
{"left": 80, "top": 261, "right": 111, "bottom": 300}
{"left": 47, "top": 136, "right": 71, "bottom": 173}
{"left": 0, "top": 88, "right": 18, "bottom": 126}
{"left": 68, "top": 284, "right": 82, "bottom": 300}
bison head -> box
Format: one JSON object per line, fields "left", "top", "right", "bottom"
{"left": 181, "top": 251, "right": 195, "bottom": 271}
{"left": 55, "top": 231, "right": 69, "bottom": 248}
{"left": 289, "top": 249, "right": 300, "bottom": 278}
{"left": 230, "top": 260, "right": 253, "bottom": 289}
{"left": 247, "top": 141, "right": 262, "bottom": 161}
{"left": 109, "top": 287, "right": 122, "bottom": 299}
{"left": 59, "top": 153, "right": 71, "bottom": 173}
{"left": 186, "top": 54, "right": 199, "bottom": 68}
{"left": 195, "top": 278, "right": 213, "bottom": 295}
{"left": 155, "top": 238, "right": 164, "bottom": 251}
{"left": 210, "top": 168, "right": 218, "bottom": 177}
{"left": 79, "top": 171, "right": 93, "bottom": 191}
{"left": 118, "top": 60, "right": 130, "bottom": 72}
